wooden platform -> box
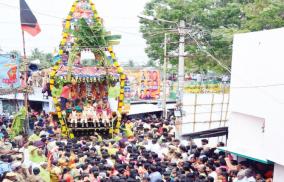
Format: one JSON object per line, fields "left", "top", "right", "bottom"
{"left": 70, "top": 127, "right": 110, "bottom": 130}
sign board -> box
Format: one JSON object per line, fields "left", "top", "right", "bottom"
{"left": 124, "top": 68, "right": 161, "bottom": 101}
{"left": 0, "top": 54, "right": 20, "bottom": 90}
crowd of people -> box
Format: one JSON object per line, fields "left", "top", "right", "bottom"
{"left": 0, "top": 113, "right": 274, "bottom": 182}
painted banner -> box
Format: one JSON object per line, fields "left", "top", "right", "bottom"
{"left": 0, "top": 54, "right": 20, "bottom": 89}
{"left": 124, "top": 69, "right": 161, "bottom": 101}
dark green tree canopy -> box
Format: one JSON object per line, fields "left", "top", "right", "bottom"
{"left": 29, "top": 48, "right": 52, "bottom": 69}
{"left": 140, "top": 0, "right": 284, "bottom": 74}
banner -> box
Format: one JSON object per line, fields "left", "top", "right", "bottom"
{"left": 0, "top": 54, "right": 20, "bottom": 89}
{"left": 140, "top": 70, "right": 160, "bottom": 100}
{"left": 124, "top": 69, "right": 161, "bottom": 101}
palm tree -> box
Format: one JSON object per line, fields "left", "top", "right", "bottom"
{"left": 30, "top": 48, "right": 44, "bottom": 60}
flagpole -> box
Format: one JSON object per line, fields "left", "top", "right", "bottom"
{"left": 21, "top": 30, "right": 29, "bottom": 134}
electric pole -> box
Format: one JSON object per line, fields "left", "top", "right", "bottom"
{"left": 176, "top": 20, "right": 186, "bottom": 138}
{"left": 163, "top": 33, "right": 168, "bottom": 119}
{"left": 177, "top": 20, "right": 185, "bottom": 105}
{"left": 138, "top": 15, "right": 187, "bottom": 134}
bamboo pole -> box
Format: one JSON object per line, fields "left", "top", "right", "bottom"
{"left": 193, "top": 94, "right": 197, "bottom": 132}
{"left": 219, "top": 85, "right": 225, "bottom": 127}
{"left": 21, "top": 30, "right": 29, "bottom": 134}
{"left": 224, "top": 93, "right": 230, "bottom": 127}
{"left": 209, "top": 94, "right": 215, "bottom": 129}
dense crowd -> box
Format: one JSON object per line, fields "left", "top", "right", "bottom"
{"left": 0, "top": 113, "right": 273, "bottom": 182}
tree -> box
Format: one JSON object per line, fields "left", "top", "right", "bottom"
{"left": 9, "top": 50, "right": 21, "bottom": 57}
{"left": 145, "top": 59, "right": 157, "bottom": 67}
{"left": 140, "top": 0, "right": 284, "bottom": 74}
{"left": 128, "top": 60, "right": 135, "bottom": 67}
{"left": 29, "top": 48, "right": 52, "bottom": 69}
{"left": 30, "top": 48, "right": 43, "bottom": 60}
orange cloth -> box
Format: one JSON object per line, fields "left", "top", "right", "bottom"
{"left": 61, "top": 86, "right": 70, "bottom": 99}
{"left": 64, "top": 174, "right": 74, "bottom": 182}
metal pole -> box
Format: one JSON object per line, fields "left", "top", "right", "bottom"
{"left": 163, "top": 33, "right": 168, "bottom": 119}
{"left": 177, "top": 20, "right": 185, "bottom": 102}
{"left": 21, "top": 30, "right": 29, "bottom": 134}
{"left": 177, "top": 20, "right": 185, "bottom": 135}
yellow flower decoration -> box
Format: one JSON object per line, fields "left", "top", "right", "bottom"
{"left": 120, "top": 74, "right": 126, "bottom": 80}
{"left": 70, "top": 7, "right": 75, "bottom": 13}
{"left": 117, "top": 67, "right": 123, "bottom": 73}
{"left": 60, "top": 38, "right": 67, "bottom": 46}
{"left": 50, "top": 71, "right": 56, "bottom": 77}
{"left": 65, "top": 21, "right": 71, "bottom": 30}
{"left": 113, "top": 61, "right": 119, "bottom": 67}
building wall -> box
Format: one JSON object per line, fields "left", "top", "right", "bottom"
{"left": 43, "top": 102, "right": 50, "bottom": 112}
{"left": 230, "top": 28, "right": 284, "bottom": 165}
{"left": 1, "top": 100, "right": 23, "bottom": 115}
{"left": 227, "top": 112, "right": 266, "bottom": 161}
{"left": 273, "top": 164, "right": 284, "bottom": 182}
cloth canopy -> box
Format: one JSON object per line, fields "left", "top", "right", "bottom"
{"left": 56, "top": 66, "right": 120, "bottom": 79}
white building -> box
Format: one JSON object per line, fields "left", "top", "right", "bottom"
{"left": 0, "top": 87, "right": 50, "bottom": 115}
{"left": 227, "top": 28, "right": 284, "bottom": 181}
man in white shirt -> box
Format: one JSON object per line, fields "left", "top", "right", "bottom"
{"left": 207, "top": 165, "right": 218, "bottom": 182}
{"left": 149, "top": 139, "right": 161, "bottom": 155}
{"left": 143, "top": 122, "right": 151, "bottom": 130}
{"left": 245, "top": 169, "right": 256, "bottom": 182}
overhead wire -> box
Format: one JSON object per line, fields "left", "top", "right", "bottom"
{"left": 0, "top": 22, "right": 178, "bottom": 38}
{"left": 0, "top": 20, "right": 177, "bottom": 32}
{"left": 0, "top": 0, "right": 179, "bottom": 37}
{"left": 4, "top": 0, "right": 283, "bottom": 94}
{"left": 187, "top": 31, "right": 284, "bottom": 104}
{"left": 0, "top": 1, "right": 130, "bottom": 21}
{"left": 0, "top": 0, "right": 149, "bottom": 21}
{"left": 0, "top": 1, "right": 64, "bottom": 20}
{"left": 186, "top": 33, "right": 231, "bottom": 73}
{"left": 187, "top": 33, "right": 284, "bottom": 103}
{"left": 140, "top": 22, "right": 284, "bottom": 105}
{"left": 230, "top": 83, "right": 284, "bottom": 89}
{"left": 0, "top": 1, "right": 153, "bottom": 64}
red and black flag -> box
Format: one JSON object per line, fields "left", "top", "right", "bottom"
{"left": 20, "top": 0, "right": 41, "bottom": 36}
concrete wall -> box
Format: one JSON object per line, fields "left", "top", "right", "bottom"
{"left": 230, "top": 28, "right": 284, "bottom": 165}
{"left": 227, "top": 112, "right": 266, "bottom": 161}
{"left": 273, "top": 164, "right": 284, "bottom": 182}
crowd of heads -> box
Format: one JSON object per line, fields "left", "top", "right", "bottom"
{"left": 0, "top": 113, "right": 274, "bottom": 182}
